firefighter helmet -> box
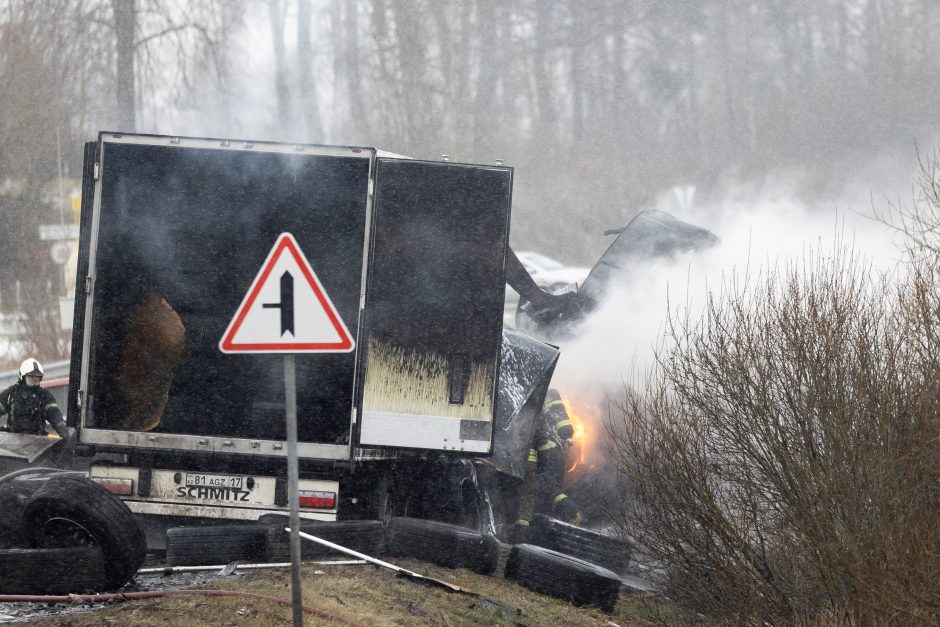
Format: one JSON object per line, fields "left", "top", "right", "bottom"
{"left": 18, "top": 358, "right": 44, "bottom": 382}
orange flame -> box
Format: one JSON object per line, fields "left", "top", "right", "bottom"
{"left": 561, "top": 397, "right": 592, "bottom": 474}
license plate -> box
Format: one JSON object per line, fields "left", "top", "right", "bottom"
{"left": 185, "top": 473, "right": 242, "bottom": 489}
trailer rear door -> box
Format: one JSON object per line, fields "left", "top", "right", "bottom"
{"left": 78, "top": 134, "right": 372, "bottom": 460}
{"left": 357, "top": 158, "right": 512, "bottom": 453}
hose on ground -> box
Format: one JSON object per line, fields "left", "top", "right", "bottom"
{"left": 0, "top": 467, "right": 64, "bottom": 486}
{"left": 0, "top": 589, "right": 357, "bottom": 624}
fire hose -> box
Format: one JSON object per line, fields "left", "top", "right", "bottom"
{"left": 0, "top": 467, "right": 64, "bottom": 485}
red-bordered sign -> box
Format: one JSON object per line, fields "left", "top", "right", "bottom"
{"left": 219, "top": 233, "right": 355, "bottom": 353}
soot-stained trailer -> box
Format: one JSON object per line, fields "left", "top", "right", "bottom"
{"left": 72, "top": 133, "right": 513, "bottom": 463}
{"left": 358, "top": 158, "right": 512, "bottom": 453}
{"left": 76, "top": 134, "right": 373, "bottom": 461}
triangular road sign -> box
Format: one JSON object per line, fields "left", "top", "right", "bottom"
{"left": 219, "top": 233, "right": 355, "bottom": 353}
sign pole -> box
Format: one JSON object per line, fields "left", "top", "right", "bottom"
{"left": 219, "top": 233, "right": 357, "bottom": 624}
{"left": 285, "top": 354, "right": 303, "bottom": 626}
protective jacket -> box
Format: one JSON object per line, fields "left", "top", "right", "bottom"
{"left": 508, "top": 390, "right": 584, "bottom": 543}
{"left": 534, "top": 391, "right": 582, "bottom": 524}
{"left": 0, "top": 383, "right": 68, "bottom": 437}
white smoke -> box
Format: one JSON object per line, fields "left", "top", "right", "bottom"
{"left": 551, "top": 166, "right": 912, "bottom": 395}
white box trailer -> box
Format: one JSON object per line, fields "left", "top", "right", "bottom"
{"left": 65, "top": 133, "right": 557, "bottom": 533}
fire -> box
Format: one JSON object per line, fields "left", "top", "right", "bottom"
{"left": 561, "top": 396, "right": 594, "bottom": 474}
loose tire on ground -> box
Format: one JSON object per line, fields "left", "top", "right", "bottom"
{"left": 531, "top": 514, "right": 632, "bottom": 575}
{"left": 386, "top": 517, "right": 500, "bottom": 575}
{"left": 259, "top": 515, "right": 385, "bottom": 562}
{"left": 23, "top": 475, "right": 147, "bottom": 590}
{"left": 166, "top": 524, "right": 267, "bottom": 566}
{"left": 0, "top": 546, "right": 107, "bottom": 594}
{"left": 504, "top": 543, "right": 621, "bottom": 613}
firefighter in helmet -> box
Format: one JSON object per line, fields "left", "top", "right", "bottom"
{"left": 534, "top": 389, "right": 584, "bottom": 523}
{"left": 0, "top": 358, "right": 70, "bottom": 439}
{"left": 508, "top": 389, "right": 585, "bottom": 543}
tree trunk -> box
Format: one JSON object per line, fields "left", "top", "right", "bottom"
{"left": 297, "top": 0, "right": 322, "bottom": 141}
{"left": 340, "top": 0, "right": 368, "bottom": 140}
{"left": 112, "top": 0, "right": 136, "bottom": 132}
{"left": 268, "top": 0, "right": 291, "bottom": 131}
{"left": 534, "top": 0, "right": 555, "bottom": 138}
{"left": 473, "top": 0, "right": 498, "bottom": 154}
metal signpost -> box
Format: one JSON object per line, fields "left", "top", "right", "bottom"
{"left": 219, "top": 233, "right": 356, "bottom": 626}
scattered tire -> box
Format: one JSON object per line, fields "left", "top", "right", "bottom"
{"left": 166, "top": 524, "right": 267, "bottom": 566}
{"left": 386, "top": 517, "right": 500, "bottom": 575}
{"left": 23, "top": 475, "right": 147, "bottom": 590}
{"left": 532, "top": 514, "right": 632, "bottom": 575}
{"left": 504, "top": 543, "right": 621, "bottom": 613}
{"left": 259, "top": 515, "right": 385, "bottom": 562}
{"left": 0, "top": 546, "right": 107, "bottom": 594}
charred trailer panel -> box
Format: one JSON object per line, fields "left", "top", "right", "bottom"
{"left": 358, "top": 159, "right": 512, "bottom": 453}
{"left": 77, "top": 135, "right": 371, "bottom": 461}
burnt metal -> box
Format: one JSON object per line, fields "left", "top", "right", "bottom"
{"left": 490, "top": 329, "right": 559, "bottom": 478}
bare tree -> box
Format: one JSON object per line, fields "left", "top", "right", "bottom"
{"left": 607, "top": 208, "right": 940, "bottom": 622}
{"left": 113, "top": 0, "right": 137, "bottom": 131}
{"left": 296, "top": 0, "right": 322, "bottom": 141}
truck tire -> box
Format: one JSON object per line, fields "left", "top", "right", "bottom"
{"left": 259, "top": 516, "right": 385, "bottom": 561}
{"left": 386, "top": 517, "right": 500, "bottom": 575}
{"left": 165, "top": 524, "right": 267, "bottom": 566}
{"left": 504, "top": 543, "right": 621, "bottom": 613}
{"left": 531, "top": 514, "right": 632, "bottom": 575}
{"left": 23, "top": 475, "right": 147, "bottom": 590}
{"left": 0, "top": 546, "right": 107, "bottom": 594}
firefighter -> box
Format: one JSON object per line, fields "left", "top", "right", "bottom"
{"left": 0, "top": 358, "right": 70, "bottom": 439}
{"left": 507, "top": 389, "right": 585, "bottom": 543}
{"left": 534, "top": 389, "right": 584, "bottom": 524}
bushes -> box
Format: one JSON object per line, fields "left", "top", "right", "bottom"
{"left": 608, "top": 166, "right": 940, "bottom": 623}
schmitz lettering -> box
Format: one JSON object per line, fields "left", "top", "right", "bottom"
{"left": 176, "top": 486, "right": 251, "bottom": 502}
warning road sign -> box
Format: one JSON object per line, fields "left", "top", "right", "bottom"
{"left": 219, "top": 233, "right": 355, "bottom": 353}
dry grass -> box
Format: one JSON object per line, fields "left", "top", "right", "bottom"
{"left": 18, "top": 559, "right": 687, "bottom": 626}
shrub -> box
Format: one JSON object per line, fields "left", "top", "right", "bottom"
{"left": 608, "top": 175, "right": 940, "bottom": 623}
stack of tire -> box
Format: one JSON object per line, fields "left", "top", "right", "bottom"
{"left": 164, "top": 512, "right": 627, "bottom": 615}
{"left": 504, "top": 543, "right": 623, "bottom": 614}
{"left": 499, "top": 514, "right": 630, "bottom": 614}
{"left": 262, "top": 515, "right": 385, "bottom": 563}
{"left": 530, "top": 514, "right": 632, "bottom": 575}
{"left": 384, "top": 517, "right": 500, "bottom": 575}
{"left": 0, "top": 474, "right": 147, "bottom": 594}
{"left": 383, "top": 515, "right": 623, "bottom": 614}
{"left": 165, "top": 514, "right": 386, "bottom": 566}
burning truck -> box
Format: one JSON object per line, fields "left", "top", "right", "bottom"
{"left": 0, "top": 132, "right": 717, "bottom": 604}
{"left": 42, "top": 132, "right": 569, "bottom": 547}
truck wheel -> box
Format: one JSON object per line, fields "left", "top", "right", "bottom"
{"left": 0, "top": 546, "right": 107, "bottom": 594}
{"left": 23, "top": 475, "right": 146, "bottom": 590}
{"left": 531, "top": 514, "right": 632, "bottom": 575}
{"left": 165, "top": 524, "right": 267, "bottom": 566}
{"left": 386, "top": 517, "right": 500, "bottom": 575}
{"left": 504, "top": 543, "right": 621, "bottom": 613}
{"left": 259, "top": 516, "right": 385, "bottom": 562}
